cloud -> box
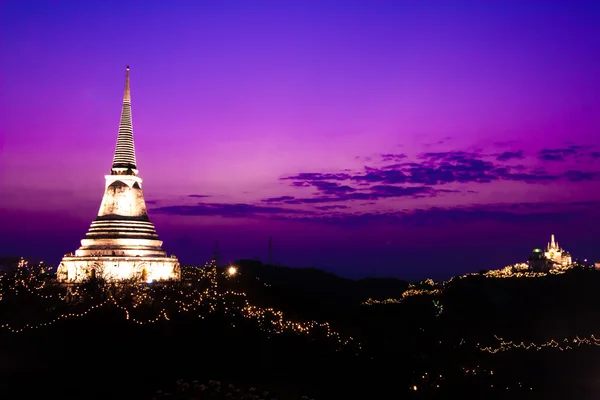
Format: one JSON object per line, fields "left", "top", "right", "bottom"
{"left": 274, "top": 201, "right": 599, "bottom": 227}
{"left": 274, "top": 148, "right": 600, "bottom": 209}
{"left": 357, "top": 155, "right": 501, "bottom": 184}
{"left": 279, "top": 185, "right": 437, "bottom": 205}
{"left": 282, "top": 150, "right": 600, "bottom": 194}
{"left": 537, "top": 145, "right": 594, "bottom": 162}
{"left": 281, "top": 197, "right": 348, "bottom": 204}
{"left": 310, "top": 181, "right": 357, "bottom": 195}
{"left": 262, "top": 196, "right": 296, "bottom": 203}
{"left": 152, "top": 196, "right": 599, "bottom": 230}
{"left": 281, "top": 172, "right": 350, "bottom": 181}
{"left": 315, "top": 205, "right": 348, "bottom": 210}
{"left": 152, "top": 202, "right": 308, "bottom": 218}
{"left": 380, "top": 153, "right": 407, "bottom": 162}
{"left": 279, "top": 160, "right": 451, "bottom": 203}
{"left": 188, "top": 194, "right": 211, "bottom": 198}
{"left": 496, "top": 150, "right": 524, "bottom": 161}
{"left": 564, "top": 170, "right": 597, "bottom": 182}
{"left": 157, "top": 145, "right": 600, "bottom": 223}
{"left": 494, "top": 169, "right": 559, "bottom": 183}
{"left": 291, "top": 181, "right": 311, "bottom": 187}
{"left": 370, "top": 185, "right": 441, "bottom": 197}
{"left": 153, "top": 186, "right": 440, "bottom": 218}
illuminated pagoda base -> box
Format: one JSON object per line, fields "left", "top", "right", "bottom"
{"left": 57, "top": 66, "right": 180, "bottom": 283}
{"left": 59, "top": 255, "right": 179, "bottom": 283}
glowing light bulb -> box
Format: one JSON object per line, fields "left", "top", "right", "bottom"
{"left": 228, "top": 266, "right": 237, "bottom": 276}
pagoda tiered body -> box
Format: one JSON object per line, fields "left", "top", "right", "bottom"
{"left": 57, "top": 67, "right": 180, "bottom": 283}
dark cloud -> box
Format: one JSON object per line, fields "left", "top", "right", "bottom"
{"left": 262, "top": 196, "right": 296, "bottom": 203}
{"left": 281, "top": 149, "right": 599, "bottom": 203}
{"left": 495, "top": 169, "right": 559, "bottom": 183}
{"left": 418, "top": 150, "right": 480, "bottom": 162}
{"left": 351, "top": 169, "right": 410, "bottom": 184}
{"left": 315, "top": 205, "right": 348, "bottom": 210}
{"left": 291, "top": 181, "right": 311, "bottom": 187}
{"left": 370, "top": 185, "right": 439, "bottom": 197}
{"left": 537, "top": 145, "right": 595, "bottom": 162}
{"left": 258, "top": 184, "right": 442, "bottom": 207}
{"left": 564, "top": 170, "right": 597, "bottom": 182}
{"left": 258, "top": 146, "right": 600, "bottom": 215}
{"left": 310, "top": 181, "right": 357, "bottom": 195}
{"left": 152, "top": 202, "right": 307, "bottom": 218}
{"left": 380, "top": 153, "right": 407, "bottom": 162}
{"left": 380, "top": 163, "right": 406, "bottom": 171}
{"left": 281, "top": 172, "right": 351, "bottom": 181}
{"left": 274, "top": 201, "right": 599, "bottom": 228}
{"left": 188, "top": 194, "right": 211, "bottom": 198}
{"left": 351, "top": 151, "right": 560, "bottom": 185}
{"left": 282, "top": 197, "right": 349, "bottom": 205}
{"left": 280, "top": 164, "right": 444, "bottom": 203}
{"left": 281, "top": 185, "right": 436, "bottom": 205}
{"left": 152, "top": 197, "right": 599, "bottom": 229}
{"left": 145, "top": 200, "right": 158, "bottom": 205}
{"left": 496, "top": 150, "right": 524, "bottom": 161}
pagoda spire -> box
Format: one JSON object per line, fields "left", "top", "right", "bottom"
{"left": 112, "top": 66, "right": 137, "bottom": 170}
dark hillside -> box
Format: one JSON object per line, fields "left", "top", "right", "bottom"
{"left": 234, "top": 260, "right": 408, "bottom": 323}
{"left": 1, "top": 261, "right": 600, "bottom": 399}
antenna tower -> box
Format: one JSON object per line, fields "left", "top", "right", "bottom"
{"left": 213, "top": 240, "right": 220, "bottom": 265}
{"left": 268, "top": 236, "right": 273, "bottom": 265}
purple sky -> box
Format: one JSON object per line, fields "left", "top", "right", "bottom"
{"left": 1, "top": 1, "right": 599, "bottom": 280}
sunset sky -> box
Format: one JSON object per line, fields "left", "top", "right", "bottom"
{"left": 1, "top": 1, "right": 599, "bottom": 280}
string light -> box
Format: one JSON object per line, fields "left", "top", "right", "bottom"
{"left": 477, "top": 334, "right": 600, "bottom": 353}
{"left": 362, "top": 263, "right": 577, "bottom": 305}
{"left": 1, "top": 257, "right": 541, "bottom": 394}
{"left": 433, "top": 300, "right": 443, "bottom": 317}
{"left": 155, "top": 379, "right": 316, "bottom": 400}
{"left": 358, "top": 259, "right": 597, "bottom": 359}
{"left": 3, "top": 255, "right": 591, "bottom": 396}
{"left": 0, "top": 258, "right": 358, "bottom": 351}
{"left": 409, "top": 364, "right": 533, "bottom": 393}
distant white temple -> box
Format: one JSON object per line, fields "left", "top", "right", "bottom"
{"left": 528, "top": 234, "right": 572, "bottom": 272}
{"left": 544, "top": 234, "right": 572, "bottom": 267}
{"left": 57, "top": 67, "right": 180, "bottom": 283}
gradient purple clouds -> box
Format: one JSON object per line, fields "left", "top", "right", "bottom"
{"left": 1, "top": 1, "right": 599, "bottom": 280}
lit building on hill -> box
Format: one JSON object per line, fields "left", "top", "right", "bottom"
{"left": 544, "top": 234, "right": 572, "bottom": 267}
{"left": 528, "top": 234, "right": 572, "bottom": 272}
{"left": 57, "top": 67, "right": 180, "bottom": 283}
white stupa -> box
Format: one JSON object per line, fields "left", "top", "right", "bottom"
{"left": 57, "top": 67, "right": 180, "bottom": 283}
